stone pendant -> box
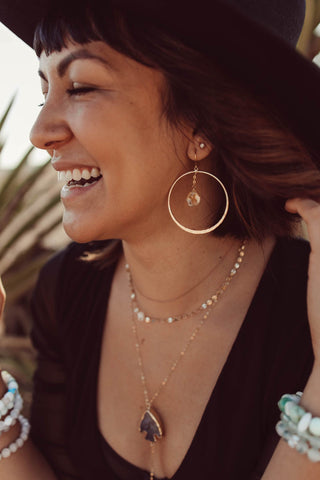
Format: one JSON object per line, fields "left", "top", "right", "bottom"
{"left": 186, "top": 190, "right": 201, "bottom": 207}
{"left": 140, "top": 409, "right": 163, "bottom": 442}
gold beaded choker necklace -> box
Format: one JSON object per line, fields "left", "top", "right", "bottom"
{"left": 126, "top": 241, "right": 246, "bottom": 479}
{"left": 126, "top": 242, "right": 245, "bottom": 325}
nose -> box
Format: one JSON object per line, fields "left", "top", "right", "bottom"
{"left": 29, "top": 101, "right": 72, "bottom": 152}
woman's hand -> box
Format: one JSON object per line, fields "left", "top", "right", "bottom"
{"left": 286, "top": 198, "right": 320, "bottom": 366}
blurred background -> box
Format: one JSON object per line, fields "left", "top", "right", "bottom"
{"left": 0, "top": 0, "right": 320, "bottom": 414}
{"left": 0, "top": 22, "right": 70, "bottom": 412}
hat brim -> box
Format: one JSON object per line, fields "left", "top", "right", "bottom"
{"left": 0, "top": 0, "right": 46, "bottom": 48}
{"left": 0, "top": 0, "right": 320, "bottom": 157}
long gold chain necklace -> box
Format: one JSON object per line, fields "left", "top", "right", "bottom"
{"left": 127, "top": 241, "right": 246, "bottom": 480}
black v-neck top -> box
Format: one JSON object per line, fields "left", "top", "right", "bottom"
{"left": 30, "top": 237, "right": 314, "bottom": 480}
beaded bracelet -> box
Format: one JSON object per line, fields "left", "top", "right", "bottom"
{"left": 0, "top": 392, "right": 23, "bottom": 435}
{"left": 0, "top": 415, "right": 30, "bottom": 461}
{"left": 276, "top": 392, "right": 320, "bottom": 462}
{"left": 0, "top": 371, "right": 18, "bottom": 419}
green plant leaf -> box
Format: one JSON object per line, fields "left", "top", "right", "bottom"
{"left": 0, "top": 95, "right": 15, "bottom": 133}
{"left": 0, "top": 192, "right": 61, "bottom": 260}
{"left": 0, "top": 157, "right": 51, "bottom": 223}
{"left": 0, "top": 146, "right": 34, "bottom": 208}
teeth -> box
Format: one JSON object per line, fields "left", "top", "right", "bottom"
{"left": 68, "top": 182, "right": 92, "bottom": 189}
{"left": 73, "top": 169, "right": 82, "bottom": 181}
{"left": 57, "top": 171, "right": 64, "bottom": 182}
{"left": 91, "top": 168, "right": 100, "bottom": 178}
{"left": 57, "top": 167, "right": 101, "bottom": 184}
{"left": 82, "top": 169, "right": 91, "bottom": 180}
{"left": 66, "top": 170, "right": 73, "bottom": 181}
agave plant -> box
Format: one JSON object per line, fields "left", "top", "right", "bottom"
{"left": 0, "top": 96, "right": 68, "bottom": 410}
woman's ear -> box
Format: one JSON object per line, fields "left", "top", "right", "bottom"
{"left": 187, "top": 136, "right": 213, "bottom": 161}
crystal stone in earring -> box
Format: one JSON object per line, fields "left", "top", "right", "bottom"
{"left": 186, "top": 160, "right": 201, "bottom": 206}
{"left": 186, "top": 190, "right": 201, "bottom": 206}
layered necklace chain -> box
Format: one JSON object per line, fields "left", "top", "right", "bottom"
{"left": 126, "top": 241, "right": 246, "bottom": 480}
{"left": 126, "top": 241, "right": 246, "bottom": 324}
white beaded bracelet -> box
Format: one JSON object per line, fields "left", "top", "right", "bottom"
{"left": 0, "top": 371, "right": 18, "bottom": 419}
{"left": 276, "top": 392, "right": 320, "bottom": 462}
{"left": 276, "top": 419, "right": 320, "bottom": 462}
{"left": 0, "top": 415, "right": 30, "bottom": 461}
{"left": 0, "top": 392, "right": 23, "bottom": 435}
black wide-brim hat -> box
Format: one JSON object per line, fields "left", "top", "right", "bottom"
{"left": 1, "top": 0, "right": 320, "bottom": 157}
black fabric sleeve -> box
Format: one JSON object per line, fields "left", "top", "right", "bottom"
{"left": 30, "top": 246, "right": 80, "bottom": 480}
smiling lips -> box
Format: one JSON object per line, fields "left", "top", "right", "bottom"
{"left": 58, "top": 167, "right": 102, "bottom": 188}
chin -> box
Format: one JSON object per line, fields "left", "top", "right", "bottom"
{"left": 62, "top": 214, "right": 99, "bottom": 243}
{"left": 63, "top": 226, "right": 96, "bottom": 244}
{"left": 62, "top": 213, "right": 117, "bottom": 244}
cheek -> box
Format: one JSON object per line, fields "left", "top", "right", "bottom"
{"left": 67, "top": 98, "right": 183, "bottom": 206}
{"left": 70, "top": 101, "right": 141, "bottom": 151}
{"left": 71, "top": 102, "right": 168, "bottom": 172}
{"left": 72, "top": 92, "right": 163, "bottom": 143}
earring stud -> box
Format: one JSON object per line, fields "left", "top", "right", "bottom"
{"left": 199, "top": 142, "right": 205, "bottom": 149}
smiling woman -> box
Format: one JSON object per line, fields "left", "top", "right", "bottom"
{"left": 31, "top": 40, "right": 179, "bottom": 243}
{"left": 1, "top": 1, "right": 320, "bottom": 480}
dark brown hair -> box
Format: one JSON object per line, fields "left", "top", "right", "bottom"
{"left": 34, "top": 1, "right": 320, "bottom": 255}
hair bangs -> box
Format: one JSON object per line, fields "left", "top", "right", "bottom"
{"left": 32, "top": 2, "right": 157, "bottom": 73}
{"left": 33, "top": 5, "right": 112, "bottom": 57}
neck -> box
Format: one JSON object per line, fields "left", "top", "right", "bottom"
{"left": 120, "top": 230, "right": 245, "bottom": 316}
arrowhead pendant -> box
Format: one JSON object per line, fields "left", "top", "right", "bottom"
{"left": 139, "top": 409, "right": 163, "bottom": 442}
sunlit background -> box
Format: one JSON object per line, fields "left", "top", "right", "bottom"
{"left": 0, "top": 23, "right": 46, "bottom": 168}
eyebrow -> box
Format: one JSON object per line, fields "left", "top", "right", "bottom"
{"left": 38, "top": 49, "right": 113, "bottom": 81}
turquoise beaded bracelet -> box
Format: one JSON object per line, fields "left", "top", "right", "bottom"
{"left": 276, "top": 392, "right": 320, "bottom": 462}
{"left": 0, "top": 371, "right": 18, "bottom": 419}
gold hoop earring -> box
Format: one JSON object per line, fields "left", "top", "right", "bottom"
{"left": 167, "top": 161, "right": 229, "bottom": 235}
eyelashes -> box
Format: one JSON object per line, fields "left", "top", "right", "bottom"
{"left": 66, "top": 86, "right": 96, "bottom": 96}
{"left": 38, "top": 86, "right": 96, "bottom": 107}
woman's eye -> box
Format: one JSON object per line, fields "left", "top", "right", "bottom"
{"left": 37, "top": 87, "right": 95, "bottom": 107}
{"left": 67, "top": 86, "right": 96, "bottom": 96}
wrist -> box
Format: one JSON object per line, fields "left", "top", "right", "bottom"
{"left": 299, "top": 365, "right": 320, "bottom": 415}
{"left": 0, "top": 420, "right": 21, "bottom": 450}
{"left": 0, "top": 373, "right": 7, "bottom": 398}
